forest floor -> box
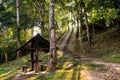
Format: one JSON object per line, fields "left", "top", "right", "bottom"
{"left": 79, "top": 58, "right": 120, "bottom": 80}
{"left": 1, "top": 56, "right": 120, "bottom": 80}
{"left": 3, "top": 57, "right": 120, "bottom": 80}
{"left": 57, "top": 28, "right": 120, "bottom": 80}
{"left": 0, "top": 28, "right": 120, "bottom": 80}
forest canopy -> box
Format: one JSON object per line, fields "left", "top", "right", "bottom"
{"left": 0, "top": 0, "right": 120, "bottom": 63}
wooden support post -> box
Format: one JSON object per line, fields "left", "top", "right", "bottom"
{"left": 31, "top": 52, "right": 34, "bottom": 71}
{"left": 22, "top": 65, "right": 27, "bottom": 73}
{"left": 34, "top": 50, "right": 41, "bottom": 73}
{"left": 31, "top": 41, "right": 34, "bottom": 71}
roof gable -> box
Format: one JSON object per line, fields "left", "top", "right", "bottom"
{"left": 16, "top": 34, "right": 49, "bottom": 53}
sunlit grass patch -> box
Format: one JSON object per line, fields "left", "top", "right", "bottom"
{"left": 1, "top": 70, "right": 21, "bottom": 80}
{"left": 34, "top": 65, "right": 85, "bottom": 80}
{"left": 80, "top": 64, "right": 89, "bottom": 70}
{"left": 86, "top": 63, "right": 104, "bottom": 69}
{"left": 0, "top": 68, "right": 11, "bottom": 75}
{"left": 0, "top": 69, "right": 15, "bottom": 78}
{"left": 64, "top": 69, "right": 73, "bottom": 80}
{"left": 27, "top": 75, "right": 39, "bottom": 80}
{"left": 102, "top": 54, "right": 120, "bottom": 63}
{"left": 33, "top": 52, "right": 85, "bottom": 80}
{"left": 80, "top": 61, "right": 105, "bottom": 71}
{"left": 0, "top": 78, "right": 4, "bottom": 80}
{"left": 0, "top": 50, "right": 86, "bottom": 80}
{"left": 53, "top": 70, "right": 66, "bottom": 80}
{"left": 0, "top": 55, "right": 29, "bottom": 79}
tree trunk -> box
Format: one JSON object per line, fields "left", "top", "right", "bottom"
{"left": 16, "top": 0, "right": 21, "bottom": 58}
{"left": 48, "top": 0, "right": 57, "bottom": 72}
{"left": 68, "top": 20, "right": 70, "bottom": 31}
{"left": 81, "top": 0, "right": 91, "bottom": 44}
{"left": 0, "top": 0, "right": 2, "bottom": 4}
{"left": 75, "top": 0, "right": 80, "bottom": 40}
{"left": 92, "top": 23, "right": 95, "bottom": 40}
{"left": 4, "top": 53, "right": 8, "bottom": 63}
{"left": 118, "top": 25, "right": 120, "bottom": 31}
{"left": 40, "top": 0, "right": 45, "bottom": 30}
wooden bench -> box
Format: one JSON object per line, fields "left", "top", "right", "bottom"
{"left": 22, "top": 65, "right": 27, "bottom": 73}
{"left": 40, "top": 64, "right": 49, "bottom": 72}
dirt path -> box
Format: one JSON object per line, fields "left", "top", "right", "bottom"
{"left": 10, "top": 71, "right": 37, "bottom": 80}
{"left": 80, "top": 58, "right": 120, "bottom": 80}
{"left": 57, "top": 31, "right": 120, "bottom": 80}
{"left": 13, "top": 73, "right": 25, "bottom": 80}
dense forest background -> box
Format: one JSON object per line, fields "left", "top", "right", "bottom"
{"left": 0, "top": 0, "right": 120, "bottom": 64}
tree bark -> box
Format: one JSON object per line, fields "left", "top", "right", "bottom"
{"left": 81, "top": 0, "right": 91, "bottom": 44}
{"left": 75, "top": 0, "right": 80, "bottom": 39}
{"left": 4, "top": 53, "right": 8, "bottom": 63}
{"left": 16, "top": 0, "right": 21, "bottom": 58}
{"left": 0, "top": 0, "right": 2, "bottom": 4}
{"left": 40, "top": 0, "right": 45, "bottom": 30}
{"left": 48, "top": 0, "right": 57, "bottom": 72}
{"left": 92, "top": 23, "right": 95, "bottom": 40}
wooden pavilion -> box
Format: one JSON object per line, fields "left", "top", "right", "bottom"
{"left": 16, "top": 33, "right": 49, "bottom": 72}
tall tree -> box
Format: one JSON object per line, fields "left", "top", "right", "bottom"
{"left": 0, "top": 0, "right": 2, "bottom": 4}
{"left": 16, "top": 0, "right": 21, "bottom": 58}
{"left": 48, "top": 0, "right": 57, "bottom": 72}
{"left": 40, "top": 0, "right": 45, "bottom": 30}
{"left": 33, "top": 0, "right": 45, "bottom": 30}
{"left": 75, "top": 0, "right": 80, "bottom": 39}
{"left": 81, "top": 0, "right": 91, "bottom": 44}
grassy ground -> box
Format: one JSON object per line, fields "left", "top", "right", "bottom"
{"left": 102, "top": 54, "right": 120, "bottom": 63}
{"left": 0, "top": 27, "right": 120, "bottom": 80}
{"left": 0, "top": 51, "right": 104, "bottom": 80}
{"left": 82, "top": 28, "right": 120, "bottom": 63}
{"left": 0, "top": 55, "right": 29, "bottom": 80}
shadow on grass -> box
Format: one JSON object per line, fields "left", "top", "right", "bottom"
{"left": 77, "top": 67, "right": 81, "bottom": 80}
{"left": 71, "top": 66, "right": 81, "bottom": 80}
{"left": 34, "top": 71, "right": 66, "bottom": 80}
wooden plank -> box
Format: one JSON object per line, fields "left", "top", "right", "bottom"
{"left": 23, "top": 48, "right": 49, "bottom": 51}
{"left": 28, "top": 60, "right": 42, "bottom": 62}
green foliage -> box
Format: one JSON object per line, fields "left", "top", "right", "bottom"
{"left": 41, "top": 28, "right": 49, "bottom": 40}
{"left": 0, "top": 6, "right": 5, "bottom": 11}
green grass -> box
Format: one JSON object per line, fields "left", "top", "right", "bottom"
{"left": 86, "top": 63, "right": 103, "bottom": 69}
{"left": 0, "top": 51, "right": 84, "bottom": 80}
{"left": 1, "top": 28, "right": 120, "bottom": 80}
{"left": 35, "top": 70, "right": 66, "bottom": 80}
{"left": 26, "top": 51, "right": 84, "bottom": 80}
{"left": 102, "top": 54, "right": 120, "bottom": 63}
{"left": 85, "top": 63, "right": 108, "bottom": 72}
{"left": 34, "top": 66, "right": 84, "bottom": 80}
{"left": 0, "top": 50, "right": 110, "bottom": 80}
{"left": 82, "top": 28, "right": 120, "bottom": 59}
{"left": 0, "top": 68, "right": 11, "bottom": 75}
{"left": 0, "top": 55, "right": 29, "bottom": 79}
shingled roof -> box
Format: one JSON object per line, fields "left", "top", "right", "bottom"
{"left": 16, "top": 34, "right": 49, "bottom": 53}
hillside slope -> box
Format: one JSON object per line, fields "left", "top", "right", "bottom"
{"left": 84, "top": 28, "right": 120, "bottom": 61}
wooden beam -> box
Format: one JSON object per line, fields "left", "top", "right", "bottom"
{"left": 28, "top": 60, "right": 42, "bottom": 62}
{"left": 23, "top": 48, "right": 49, "bottom": 51}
